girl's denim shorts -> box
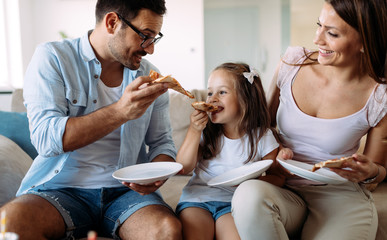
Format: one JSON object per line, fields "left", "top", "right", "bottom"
{"left": 176, "top": 201, "right": 231, "bottom": 220}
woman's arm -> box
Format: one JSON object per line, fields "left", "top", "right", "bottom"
{"left": 176, "top": 110, "right": 208, "bottom": 174}
{"left": 267, "top": 62, "right": 281, "bottom": 128}
{"left": 332, "top": 114, "right": 387, "bottom": 184}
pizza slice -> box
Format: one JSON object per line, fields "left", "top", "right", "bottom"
{"left": 149, "top": 70, "right": 194, "bottom": 98}
{"left": 191, "top": 101, "right": 219, "bottom": 112}
{"left": 311, "top": 156, "right": 354, "bottom": 172}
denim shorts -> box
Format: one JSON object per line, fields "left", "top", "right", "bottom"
{"left": 176, "top": 201, "right": 231, "bottom": 220}
{"left": 26, "top": 187, "right": 171, "bottom": 240}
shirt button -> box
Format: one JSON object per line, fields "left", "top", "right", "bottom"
{"left": 72, "top": 99, "right": 77, "bottom": 104}
{"left": 55, "top": 170, "right": 59, "bottom": 174}
{"left": 94, "top": 74, "right": 99, "bottom": 79}
{"left": 96, "top": 61, "right": 100, "bottom": 65}
{"left": 93, "top": 100, "right": 97, "bottom": 104}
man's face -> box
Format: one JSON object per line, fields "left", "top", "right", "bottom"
{"left": 109, "top": 9, "right": 163, "bottom": 70}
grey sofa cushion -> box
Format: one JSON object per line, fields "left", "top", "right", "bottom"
{"left": 0, "top": 135, "right": 33, "bottom": 206}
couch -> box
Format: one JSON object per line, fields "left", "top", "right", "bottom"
{"left": 0, "top": 89, "right": 386, "bottom": 239}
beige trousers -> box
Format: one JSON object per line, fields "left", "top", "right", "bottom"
{"left": 231, "top": 180, "right": 378, "bottom": 240}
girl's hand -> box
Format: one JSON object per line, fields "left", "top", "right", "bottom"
{"left": 189, "top": 110, "right": 208, "bottom": 132}
{"left": 330, "top": 154, "right": 379, "bottom": 183}
{"left": 276, "top": 148, "right": 294, "bottom": 178}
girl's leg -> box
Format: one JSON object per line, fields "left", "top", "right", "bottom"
{"left": 231, "top": 180, "right": 307, "bottom": 240}
{"left": 179, "top": 207, "right": 215, "bottom": 240}
{"left": 215, "top": 213, "right": 241, "bottom": 240}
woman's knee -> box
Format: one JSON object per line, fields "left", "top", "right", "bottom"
{"left": 232, "top": 180, "right": 274, "bottom": 208}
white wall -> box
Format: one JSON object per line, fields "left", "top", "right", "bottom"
{"left": 146, "top": 0, "right": 205, "bottom": 90}
{"left": 290, "top": 0, "right": 325, "bottom": 49}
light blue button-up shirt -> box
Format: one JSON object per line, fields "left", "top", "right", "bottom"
{"left": 17, "top": 31, "right": 176, "bottom": 195}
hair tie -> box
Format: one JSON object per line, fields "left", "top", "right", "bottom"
{"left": 243, "top": 68, "right": 259, "bottom": 84}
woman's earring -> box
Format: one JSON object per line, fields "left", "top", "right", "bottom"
{"left": 360, "top": 48, "right": 364, "bottom": 53}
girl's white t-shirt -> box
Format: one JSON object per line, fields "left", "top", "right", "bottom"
{"left": 45, "top": 79, "right": 123, "bottom": 189}
{"left": 179, "top": 130, "right": 279, "bottom": 203}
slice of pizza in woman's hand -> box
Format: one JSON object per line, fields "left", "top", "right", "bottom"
{"left": 311, "top": 156, "right": 355, "bottom": 172}
{"left": 149, "top": 70, "right": 194, "bottom": 98}
{"left": 191, "top": 101, "right": 219, "bottom": 112}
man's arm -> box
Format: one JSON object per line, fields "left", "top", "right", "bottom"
{"left": 62, "top": 77, "right": 168, "bottom": 152}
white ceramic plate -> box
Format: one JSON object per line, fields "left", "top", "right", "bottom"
{"left": 277, "top": 159, "right": 348, "bottom": 184}
{"left": 112, "top": 162, "right": 183, "bottom": 185}
{"left": 207, "top": 160, "right": 273, "bottom": 187}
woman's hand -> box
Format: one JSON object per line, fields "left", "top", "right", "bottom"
{"left": 330, "top": 154, "right": 379, "bottom": 183}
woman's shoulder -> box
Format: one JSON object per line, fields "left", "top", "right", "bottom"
{"left": 367, "top": 83, "right": 387, "bottom": 127}
{"left": 282, "top": 46, "right": 314, "bottom": 64}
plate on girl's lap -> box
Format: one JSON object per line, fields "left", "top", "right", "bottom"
{"left": 112, "top": 162, "right": 183, "bottom": 185}
{"left": 277, "top": 159, "right": 348, "bottom": 184}
{"left": 207, "top": 160, "right": 273, "bottom": 187}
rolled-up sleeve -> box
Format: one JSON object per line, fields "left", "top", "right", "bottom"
{"left": 23, "top": 44, "right": 69, "bottom": 157}
{"left": 145, "top": 91, "right": 177, "bottom": 161}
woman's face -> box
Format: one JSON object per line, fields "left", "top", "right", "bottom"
{"left": 313, "top": 2, "right": 363, "bottom": 67}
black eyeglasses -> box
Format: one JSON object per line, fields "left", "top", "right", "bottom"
{"left": 116, "top": 13, "right": 163, "bottom": 48}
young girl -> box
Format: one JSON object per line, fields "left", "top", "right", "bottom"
{"left": 176, "top": 62, "right": 284, "bottom": 240}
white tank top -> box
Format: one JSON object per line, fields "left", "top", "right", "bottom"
{"left": 277, "top": 47, "right": 387, "bottom": 185}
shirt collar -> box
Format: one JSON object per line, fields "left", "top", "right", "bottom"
{"left": 80, "top": 30, "right": 98, "bottom": 62}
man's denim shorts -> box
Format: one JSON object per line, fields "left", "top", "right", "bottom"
{"left": 26, "top": 187, "right": 172, "bottom": 240}
{"left": 176, "top": 201, "right": 231, "bottom": 220}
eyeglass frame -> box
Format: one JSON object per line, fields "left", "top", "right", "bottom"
{"left": 116, "top": 13, "right": 163, "bottom": 48}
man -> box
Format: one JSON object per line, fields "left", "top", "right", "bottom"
{"left": 0, "top": 0, "right": 182, "bottom": 239}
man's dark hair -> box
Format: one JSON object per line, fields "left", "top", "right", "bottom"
{"left": 95, "top": 0, "right": 166, "bottom": 23}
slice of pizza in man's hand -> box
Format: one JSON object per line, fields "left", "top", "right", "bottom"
{"left": 191, "top": 101, "right": 219, "bottom": 112}
{"left": 311, "top": 156, "right": 355, "bottom": 172}
{"left": 149, "top": 70, "right": 194, "bottom": 98}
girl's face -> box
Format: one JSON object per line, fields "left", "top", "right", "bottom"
{"left": 207, "top": 69, "right": 241, "bottom": 129}
{"left": 313, "top": 3, "right": 363, "bottom": 67}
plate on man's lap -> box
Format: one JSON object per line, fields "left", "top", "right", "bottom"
{"left": 207, "top": 160, "right": 273, "bottom": 187}
{"left": 277, "top": 159, "right": 348, "bottom": 184}
{"left": 112, "top": 162, "right": 183, "bottom": 185}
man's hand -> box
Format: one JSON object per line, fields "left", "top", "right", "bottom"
{"left": 116, "top": 76, "right": 168, "bottom": 121}
{"left": 122, "top": 180, "right": 166, "bottom": 195}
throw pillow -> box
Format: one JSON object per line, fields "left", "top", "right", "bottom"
{"left": 0, "top": 111, "right": 38, "bottom": 159}
{"left": 0, "top": 135, "right": 33, "bottom": 207}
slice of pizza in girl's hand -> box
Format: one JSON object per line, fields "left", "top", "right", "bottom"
{"left": 149, "top": 70, "right": 194, "bottom": 98}
{"left": 311, "top": 156, "right": 355, "bottom": 172}
{"left": 191, "top": 101, "right": 219, "bottom": 112}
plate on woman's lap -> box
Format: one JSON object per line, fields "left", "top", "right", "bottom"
{"left": 207, "top": 159, "right": 273, "bottom": 187}
{"left": 112, "top": 162, "right": 183, "bottom": 185}
{"left": 277, "top": 159, "right": 348, "bottom": 184}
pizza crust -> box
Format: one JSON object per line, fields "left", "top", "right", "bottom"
{"left": 149, "top": 70, "right": 194, "bottom": 98}
{"left": 312, "top": 156, "right": 354, "bottom": 172}
{"left": 191, "top": 101, "right": 219, "bottom": 112}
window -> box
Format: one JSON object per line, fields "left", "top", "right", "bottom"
{"left": 0, "top": 0, "right": 23, "bottom": 91}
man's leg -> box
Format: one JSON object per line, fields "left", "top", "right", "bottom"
{"left": 0, "top": 194, "right": 66, "bottom": 240}
{"left": 119, "top": 205, "right": 182, "bottom": 240}
{"left": 103, "top": 188, "right": 182, "bottom": 240}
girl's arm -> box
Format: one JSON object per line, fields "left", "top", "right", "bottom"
{"left": 176, "top": 110, "right": 208, "bottom": 174}
{"left": 258, "top": 148, "right": 286, "bottom": 187}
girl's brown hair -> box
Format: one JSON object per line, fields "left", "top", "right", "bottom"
{"left": 201, "top": 62, "right": 273, "bottom": 163}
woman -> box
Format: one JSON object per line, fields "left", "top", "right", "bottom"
{"left": 231, "top": 0, "right": 387, "bottom": 239}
